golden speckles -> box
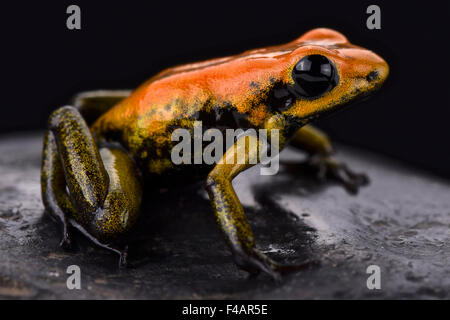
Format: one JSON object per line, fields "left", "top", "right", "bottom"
{"left": 248, "top": 104, "right": 269, "bottom": 126}
{"left": 93, "top": 147, "right": 142, "bottom": 241}
{"left": 283, "top": 64, "right": 295, "bottom": 85}
{"left": 148, "top": 158, "right": 173, "bottom": 175}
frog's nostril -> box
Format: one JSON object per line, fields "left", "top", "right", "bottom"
{"left": 366, "top": 70, "right": 379, "bottom": 82}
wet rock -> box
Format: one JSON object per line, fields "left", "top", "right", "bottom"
{"left": 0, "top": 132, "right": 448, "bottom": 299}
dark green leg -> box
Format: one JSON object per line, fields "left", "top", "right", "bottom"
{"left": 41, "top": 106, "right": 142, "bottom": 266}
{"left": 41, "top": 130, "right": 76, "bottom": 249}
{"left": 206, "top": 136, "right": 316, "bottom": 280}
{"left": 290, "top": 124, "right": 369, "bottom": 194}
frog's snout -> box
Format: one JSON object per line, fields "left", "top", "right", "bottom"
{"left": 343, "top": 48, "right": 389, "bottom": 89}
{"left": 367, "top": 60, "right": 389, "bottom": 86}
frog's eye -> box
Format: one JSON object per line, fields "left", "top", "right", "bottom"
{"left": 292, "top": 55, "right": 338, "bottom": 98}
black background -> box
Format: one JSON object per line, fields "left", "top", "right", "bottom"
{"left": 1, "top": 1, "right": 449, "bottom": 176}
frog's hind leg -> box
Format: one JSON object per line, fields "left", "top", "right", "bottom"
{"left": 41, "top": 106, "right": 142, "bottom": 267}
{"left": 42, "top": 130, "right": 76, "bottom": 249}
{"left": 71, "top": 89, "right": 132, "bottom": 125}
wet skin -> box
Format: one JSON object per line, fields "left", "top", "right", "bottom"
{"left": 41, "top": 28, "right": 388, "bottom": 279}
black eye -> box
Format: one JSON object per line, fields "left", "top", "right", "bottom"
{"left": 292, "top": 54, "right": 338, "bottom": 98}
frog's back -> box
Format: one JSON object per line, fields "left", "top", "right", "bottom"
{"left": 91, "top": 38, "right": 308, "bottom": 135}
{"left": 91, "top": 43, "right": 298, "bottom": 174}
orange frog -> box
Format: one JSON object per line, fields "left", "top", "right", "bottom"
{"left": 41, "top": 28, "right": 388, "bottom": 279}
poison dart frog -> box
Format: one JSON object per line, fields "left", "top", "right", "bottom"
{"left": 41, "top": 28, "right": 388, "bottom": 279}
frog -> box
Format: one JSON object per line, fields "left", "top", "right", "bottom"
{"left": 41, "top": 28, "right": 388, "bottom": 279}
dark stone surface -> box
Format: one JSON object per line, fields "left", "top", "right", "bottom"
{"left": 0, "top": 132, "right": 448, "bottom": 299}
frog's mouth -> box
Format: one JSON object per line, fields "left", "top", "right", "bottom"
{"left": 299, "top": 81, "right": 385, "bottom": 124}
{"left": 280, "top": 87, "right": 380, "bottom": 139}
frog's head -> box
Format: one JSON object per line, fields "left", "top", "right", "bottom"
{"left": 268, "top": 28, "right": 389, "bottom": 128}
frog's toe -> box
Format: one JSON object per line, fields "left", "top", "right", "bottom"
{"left": 233, "top": 248, "right": 319, "bottom": 280}
{"left": 330, "top": 163, "right": 370, "bottom": 194}
{"left": 118, "top": 246, "right": 128, "bottom": 268}
{"left": 350, "top": 170, "right": 370, "bottom": 186}
{"left": 232, "top": 248, "right": 281, "bottom": 281}
{"left": 59, "top": 232, "right": 73, "bottom": 251}
{"left": 305, "top": 155, "right": 370, "bottom": 194}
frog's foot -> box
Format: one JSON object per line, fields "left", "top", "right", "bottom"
{"left": 69, "top": 219, "right": 129, "bottom": 268}
{"left": 233, "top": 247, "right": 318, "bottom": 280}
{"left": 59, "top": 227, "right": 73, "bottom": 251}
{"left": 49, "top": 210, "right": 73, "bottom": 251}
{"left": 232, "top": 247, "right": 281, "bottom": 280}
{"left": 305, "top": 154, "right": 369, "bottom": 194}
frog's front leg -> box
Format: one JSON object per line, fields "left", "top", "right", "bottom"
{"left": 205, "top": 135, "right": 315, "bottom": 280}
{"left": 41, "top": 106, "right": 142, "bottom": 266}
{"left": 290, "top": 124, "right": 369, "bottom": 194}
